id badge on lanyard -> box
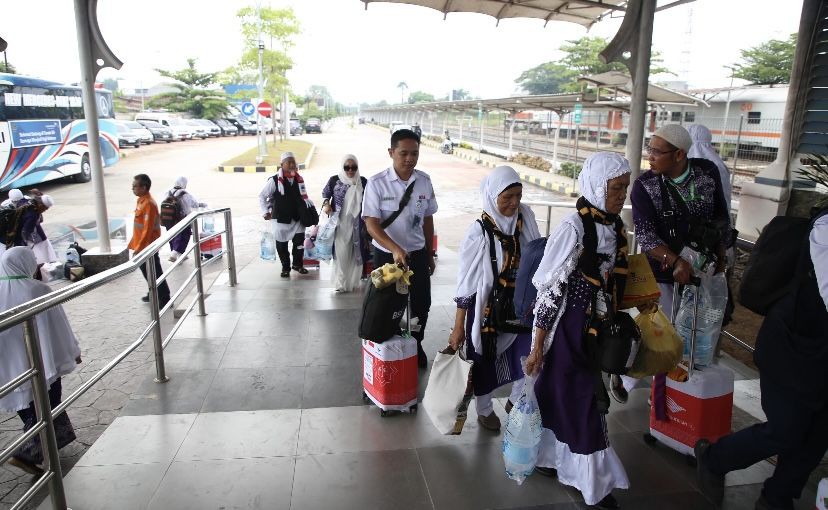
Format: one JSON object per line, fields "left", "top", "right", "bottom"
{"left": 595, "top": 290, "right": 609, "bottom": 318}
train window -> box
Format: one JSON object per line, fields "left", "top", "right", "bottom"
{"left": 684, "top": 111, "right": 696, "bottom": 123}
{"left": 671, "top": 112, "right": 681, "bottom": 122}
{"left": 748, "top": 112, "right": 761, "bottom": 124}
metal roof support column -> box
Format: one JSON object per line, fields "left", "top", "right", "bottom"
{"left": 625, "top": 0, "right": 655, "bottom": 183}
{"left": 73, "top": 0, "right": 122, "bottom": 253}
{"left": 552, "top": 113, "right": 562, "bottom": 168}
{"left": 508, "top": 117, "right": 516, "bottom": 157}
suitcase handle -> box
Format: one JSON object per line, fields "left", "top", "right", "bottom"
{"left": 672, "top": 277, "right": 701, "bottom": 378}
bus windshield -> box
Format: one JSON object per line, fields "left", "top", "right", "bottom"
{"left": 0, "top": 73, "right": 119, "bottom": 190}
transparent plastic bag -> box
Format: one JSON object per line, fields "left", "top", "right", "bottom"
{"left": 675, "top": 272, "right": 728, "bottom": 367}
{"left": 502, "top": 373, "right": 542, "bottom": 485}
{"left": 305, "top": 213, "right": 337, "bottom": 261}
{"left": 259, "top": 222, "right": 276, "bottom": 261}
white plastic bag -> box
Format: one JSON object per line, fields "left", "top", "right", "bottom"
{"left": 422, "top": 349, "right": 473, "bottom": 435}
{"left": 817, "top": 478, "right": 828, "bottom": 510}
{"left": 502, "top": 373, "right": 542, "bottom": 485}
{"left": 675, "top": 271, "right": 728, "bottom": 367}
{"left": 259, "top": 222, "right": 276, "bottom": 261}
{"left": 305, "top": 213, "right": 337, "bottom": 261}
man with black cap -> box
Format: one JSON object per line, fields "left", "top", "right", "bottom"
{"left": 613, "top": 124, "right": 730, "bottom": 403}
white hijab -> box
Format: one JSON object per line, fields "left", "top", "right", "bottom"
{"left": 338, "top": 154, "right": 363, "bottom": 222}
{"left": 0, "top": 248, "right": 80, "bottom": 412}
{"left": 532, "top": 152, "right": 630, "bottom": 353}
{"left": 173, "top": 176, "right": 188, "bottom": 189}
{"left": 687, "top": 124, "right": 732, "bottom": 211}
{"left": 456, "top": 166, "right": 541, "bottom": 355}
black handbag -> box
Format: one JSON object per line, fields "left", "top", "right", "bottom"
{"left": 592, "top": 307, "right": 639, "bottom": 375}
{"left": 299, "top": 203, "right": 319, "bottom": 227}
{"left": 358, "top": 283, "right": 408, "bottom": 343}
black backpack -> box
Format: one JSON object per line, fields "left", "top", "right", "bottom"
{"left": 513, "top": 236, "right": 548, "bottom": 327}
{"left": 740, "top": 206, "right": 828, "bottom": 315}
{"left": 358, "top": 284, "right": 408, "bottom": 343}
{"left": 0, "top": 208, "right": 18, "bottom": 247}
{"left": 160, "top": 191, "right": 185, "bottom": 229}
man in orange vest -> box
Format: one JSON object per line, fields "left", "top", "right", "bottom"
{"left": 129, "top": 174, "right": 171, "bottom": 309}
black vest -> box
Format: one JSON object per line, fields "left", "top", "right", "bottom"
{"left": 271, "top": 177, "right": 302, "bottom": 224}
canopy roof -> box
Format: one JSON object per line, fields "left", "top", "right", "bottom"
{"left": 360, "top": 0, "right": 627, "bottom": 28}
{"left": 578, "top": 71, "right": 707, "bottom": 107}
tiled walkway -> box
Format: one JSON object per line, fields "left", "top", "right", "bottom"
{"left": 37, "top": 249, "right": 819, "bottom": 510}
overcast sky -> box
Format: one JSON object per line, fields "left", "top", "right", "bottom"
{"left": 0, "top": 0, "right": 803, "bottom": 104}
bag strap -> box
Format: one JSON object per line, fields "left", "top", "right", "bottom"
{"left": 380, "top": 181, "right": 416, "bottom": 229}
{"left": 658, "top": 175, "right": 688, "bottom": 254}
{"left": 478, "top": 220, "right": 499, "bottom": 288}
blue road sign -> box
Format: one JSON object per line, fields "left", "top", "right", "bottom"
{"left": 241, "top": 102, "right": 255, "bottom": 117}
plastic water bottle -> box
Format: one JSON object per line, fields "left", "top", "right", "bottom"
{"left": 502, "top": 376, "right": 542, "bottom": 485}
{"left": 675, "top": 272, "right": 728, "bottom": 367}
{"left": 260, "top": 230, "right": 276, "bottom": 261}
{"left": 65, "top": 247, "right": 80, "bottom": 265}
{"left": 202, "top": 214, "right": 215, "bottom": 233}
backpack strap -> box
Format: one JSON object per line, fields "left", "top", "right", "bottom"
{"left": 658, "top": 175, "right": 689, "bottom": 255}
{"left": 380, "top": 181, "right": 416, "bottom": 229}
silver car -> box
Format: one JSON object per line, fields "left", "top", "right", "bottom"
{"left": 121, "top": 120, "right": 154, "bottom": 144}
{"left": 186, "top": 119, "right": 209, "bottom": 139}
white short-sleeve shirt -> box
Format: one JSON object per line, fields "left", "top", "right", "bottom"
{"left": 362, "top": 167, "right": 438, "bottom": 253}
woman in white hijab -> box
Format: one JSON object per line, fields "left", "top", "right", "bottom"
{"left": 447, "top": 166, "right": 541, "bottom": 431}
{"left": 321, "top": 154, "right": 368, "bottom": 292}
{"left": 0, "top": 247, "right": 81, "bottom": 474}
{"left": 688, "top": 124, "right": 732, "bottom": 212}
{"left": 165, "top": 176, "right": 208, "bottom": 262}
{"left": 524, "top": 153, "right": 632, "bottom": 509}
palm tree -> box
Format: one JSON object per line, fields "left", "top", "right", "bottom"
{"left": 397, "top": 81, "right": 408, "bottom": 104}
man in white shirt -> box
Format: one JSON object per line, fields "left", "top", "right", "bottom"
{"left": 362, "top": 129, "right": 438, "bottom": 368}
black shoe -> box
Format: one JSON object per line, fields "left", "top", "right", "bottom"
{"left": 609, "top": 374, "right": 628, "bottom": 404}
{"left": 8, "top": 456, "right": 44, "bottom": 476}
{"left": 280, "top": 269, "right": 290, "bottom": 278}
{"left": 534, "top": 466, "right": 557, "bottom": 478}
{"left": 159, "top": 297, "right": 170, "bottom": 311}
{"left": 141, "top": 295, "right": 150, "bottom": 302}
{"left": 592, "top": 494, "right": 619, "bottom": 509}
{"left": 417, "top": 344, "right": 427, "bottom": 369}
{"left": 292, "top": 266, "right": 309, "bottom": 275}
{"left": 694, "top": 439, "right": 725, "bottom": 505}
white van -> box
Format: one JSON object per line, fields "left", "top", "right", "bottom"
{"left": 134, "top": 113, "right": 194, "bottom": 141}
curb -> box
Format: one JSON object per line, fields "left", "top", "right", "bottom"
{"left": 519, "top": 172, "right": 576, "bottom": 195}
{"left": 217, "top": 144, "right": 315, "bottom": 173}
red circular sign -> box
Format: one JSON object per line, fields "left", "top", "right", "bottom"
{"left": 257, "top": 101, "right": 272, "bottom": 117}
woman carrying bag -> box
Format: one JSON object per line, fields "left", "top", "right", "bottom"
{"left": 321, "top": 154, "right": 369, "bottom": 293}
{"left": 524, "top": 152, "right": 632, "bottom": 509}
{"left": 447, "top": 166, "right": 541, "bottom": 432}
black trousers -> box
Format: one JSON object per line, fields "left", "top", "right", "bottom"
{"left": 16, "top": 378, "right": 76, "bottom": 464}
{"left": 374, "top": 248, "right": 431, "bottom": 342}
{"left": 276, "top": 232, "right": 305, "bottom": 271}
{"left": 705, "top": 375, "right": 828, "bottom": 506}
{"left": 139, "top": 252, "right": 171, "bottom": 301}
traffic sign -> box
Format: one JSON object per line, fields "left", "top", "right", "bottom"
{"left": 573, "top": 102, "right": 583, "bottom": 125}
{"left": 240, "top": 102, "right": 255, "bottom": 117}
{"left": 257, "top": 101, "right": 273, "bottom": 117}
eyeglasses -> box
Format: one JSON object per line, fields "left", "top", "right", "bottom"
{"left": 343, "top": 165, "right": 358, "bottom": 171}
{"left": 646, "top": 146, "right": 678, "bottom": 156}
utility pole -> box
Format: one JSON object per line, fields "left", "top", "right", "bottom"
{"left": 256, "top": 0, "right": 266, "bottom": 164}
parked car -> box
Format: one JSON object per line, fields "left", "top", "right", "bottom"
{"left": 358, "top": 117, "right": 366, "bottom": 124}
{"left": 391, "top": 123, "right": 412, "bottom": 134}
{"left": 135, "top": 113, "right": 193, "bottom": 141}
{"left": 214, "top": 119, "right": 239, "bottom": 136}
{"left": 226, "top": 117, "right": 257, "bottom": 135}
{"left": 119, "top": 120, "right": 154, "bottom": 144}
{"left": 289, "top": 119, "right": 303, "bottom": 136}
{"left": 136, "top": 120, "right": 175, "bottom": 143}
{"left": 389, "top": 120, "right": 404, "bottom": 133}
{"left": 410, "top": 124, "right": 422, "bottom": 138}
{"left": 304, "top": 117, "right": 322, "bottom": 134}
{"left": 186, "top": 120, "right": 209, "bottom": 139}
{"left": 115, "top": 123, "right": 141, "bottom": 148}
{"left": 196, "top": 119, "right": 222, "bottom": 137}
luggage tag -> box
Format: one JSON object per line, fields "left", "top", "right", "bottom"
{"left": 595, "top": 291, "right": 609, "bottom": 318}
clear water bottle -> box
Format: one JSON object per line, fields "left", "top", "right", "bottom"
{"left": 260, "top": 229, "right": 276, "bottom": 261}
{"left": 675, "top": 272, "right": 728, "bottom": 367}
{"left": 202, "top": 214, "right": 215, "bottom": 233}
{"left": 502, "top": 376, "right": 542, "bottom": 485}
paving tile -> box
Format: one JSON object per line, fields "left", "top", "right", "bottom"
{"left": 301, "top": 361, "right": 367, "bottom": 409}
{"left": 291, "top": 450, "right": 432, "bottom": 510}
{"left": 305, "top": 333, "right": 362, "bottom": 366}
{"left": 147, "top": 457, "right": 295, "bottom": 510}
{"left": 609, "top": 431, "right": 697, "bottom": 497}
{"left": 408, "top": 397, "right": 505, "bottom": 449}
{"left": 120, "top": 369, "right": 216, "bottom": 416}
{"left": 220, "top": 335, "right": 308, "bottom": 368}
{"left": 417, "top": 441, "right": 573, "bottom": 510}
{"left": 297, "top": 405, "right": 415, "bottom": 455}
{"left": 36, "top": 463, "right": 165, "bottom": 510}
{"left": 176, "top": 409, "right": 300, "bottom": 461}
{"left": 161, "top": 337, "right": 229, "bottom": 371}
{"left": 232, "top": 310, "right": 310, "bottom": 337}
{"left": 201, "top": 367, "right": 305, "bottom": 412}
{"left": 174, "top": 312, "right": 241, "bottom": 339}
{"left": 75, "top": 414, "right": 196, "bottom": 466}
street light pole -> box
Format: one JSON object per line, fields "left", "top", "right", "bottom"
{"left": 256, "top": 1, "right": 266, "bottom": 164}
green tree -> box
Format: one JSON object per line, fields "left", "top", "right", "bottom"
{"left": 451, "top": 89, "right": 471, "bottom": 101}
{"left": 731, "top": 33, "right": 796, "bottom": 85}
{"left": 515, "top": 36, "right": 672, "bottom": 94}
{"left": 101, "top": 78, "right": 118, "bottom": 92}
{"left": 150, "top": 58, "right": 229, "bottom": 119}
{"left": 0, "top": 59, "right": 16, "bottom": 74}
{"left": 234, "top": 6, "right": 299, "bottom": 106}
{"left": 408, "top": 90, "right": 435, "bottom": 103}
{"left": 397, "top": 81, "right": 408, "bottom": 104}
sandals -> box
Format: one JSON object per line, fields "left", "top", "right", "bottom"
{"left": 280, "top": 270, "right": 290, "bottom": 278}
{"left": 8, "top": 456, "right": 44, "bottom": 476}
{"left": 291, "top": 266, "right": 309, "bottom": 275}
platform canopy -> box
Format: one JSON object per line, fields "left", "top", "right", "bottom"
{"left": 360, "top": 0, "right": 627, "bottom": 28}
{"left": 578, "top": 71, "right": 707, "bottom": 107}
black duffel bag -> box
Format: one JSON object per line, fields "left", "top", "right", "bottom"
{"left": 299, "top": 203, "right": 319, "bottom": 227}
{"left": 358, "top": 283, "right": 408, "bottom": 343}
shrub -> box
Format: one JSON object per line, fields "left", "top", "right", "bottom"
{"left": 508, "top": 152, "right": 552, "bottom": 172}
{"left": 559, "top": 162, "right": 582, "bottom": 179}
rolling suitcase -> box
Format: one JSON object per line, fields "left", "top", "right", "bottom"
{"left": 361, "top": 290, "right": 418, "bottom": 416}
{"left": 644, "top": 279, "right": 734, "bottom": 458}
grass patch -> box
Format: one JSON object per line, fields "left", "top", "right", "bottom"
{"left": 220, "top": 139, "right": 312, "bottom": 167}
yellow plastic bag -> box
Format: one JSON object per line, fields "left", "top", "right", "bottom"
{"left": 627, "top": 308, "right": 683, "bottom": 378}
{"left": 370, "top": 263, "right": 413, "bottom": 289}
{"left": 620, "top": 254, "right": 661, "bottom": 309}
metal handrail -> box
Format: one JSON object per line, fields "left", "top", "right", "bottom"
{"left": 0, "top": 208, "right": 238, "bottom": 510}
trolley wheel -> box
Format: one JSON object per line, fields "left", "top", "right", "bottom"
{"left": 362, "top": 391, "right": 370, "bottom": 404}
{"left": 685, "top": 454, "right": 697, "bottom": 467}
{"left": 643, "top": 433, "right": 658, "bottom": 446}
{"left": 409, "top": 404, "right": 418, "bottom": 414}
{"left": 380, "top": 409, "right": 389, "bottom": 417}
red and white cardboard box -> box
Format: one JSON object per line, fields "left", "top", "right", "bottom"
{"left": 649, "top": 363, "right": 734, "bottom": 456}
{"left": 362, "top": 336, "right": 418, "bottom": 411}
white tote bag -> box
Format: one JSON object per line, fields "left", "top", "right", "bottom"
{"left": 422, "top": 349, "right": 473, "bottom": 435}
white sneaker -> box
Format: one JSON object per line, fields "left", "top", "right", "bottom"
{"left": 168, "top": 255, "right": 178, "bottom": 262}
